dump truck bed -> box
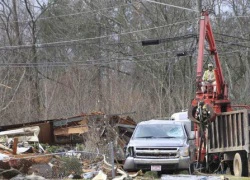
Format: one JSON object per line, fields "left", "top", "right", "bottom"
{"left": 208, "top": 109, "right": 250, "bottom": 153}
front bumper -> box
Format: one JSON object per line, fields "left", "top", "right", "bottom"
{"left": 123, "top": 156, "right": 190, "bottom": 171}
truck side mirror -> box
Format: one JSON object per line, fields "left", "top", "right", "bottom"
{"left": 123, "top": 145, "right": 127, "bottom": 153}
{"left": 189, "top": 132, "right": 195, "bottom": 140}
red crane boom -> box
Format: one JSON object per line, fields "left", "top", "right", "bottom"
{"left": 189, "top": 10, "right": 232, "bottom": 124}
{"left": 188, "top": 10, "right": 233, "bottom": 166}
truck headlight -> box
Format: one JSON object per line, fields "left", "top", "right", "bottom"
{"left": 179, "top": 147, "right": 189, "bottom": 157}
{"left": 126, "top": 146, "right": 134, "bottom": 157}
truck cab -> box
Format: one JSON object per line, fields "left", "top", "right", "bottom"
{"left": 123, "top": 115, "right": 195, "bottom": 173}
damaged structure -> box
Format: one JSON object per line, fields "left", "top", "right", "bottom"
{"left": 0, "top": 112, "right": 136, "bottom": 178}
{"left": 0, "top": 111, "right": 136, "bottom": 151}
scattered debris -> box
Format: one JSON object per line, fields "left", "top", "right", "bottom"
{"left": 92, "top": 170, "right": 107, "bottom": 180}
{"left": 10, "top": 172, "right": 45, "bottom": 180}
{"left": 0, "top": 112, "right": 137, "bottom": 179}
{"left": 82, "top": 171, "right": 98, "bottom": 179}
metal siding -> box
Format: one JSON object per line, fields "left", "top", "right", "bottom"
{"left": 225, "top": 115, "right": 229, "bottom": 148}
{"left": 211, "top": 121, "right": 215, "bottom": 148}
{"left": 215, "top": 117, "right": 219, "bottom": 149}
{"left": 238, "top": 113, "right": 242, "bottom": 146}
{"left": 229, "top": 114, "right": 233, "bottom": 147}
{"left": 208, "top": 109, "right": 250, "bottom": 153}
{"left": 37, "top": 122, "right": 53, "bottom": 144}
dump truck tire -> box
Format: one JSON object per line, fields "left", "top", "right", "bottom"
{"left": 233, "top": 152, "right": 248, "bottom": 177}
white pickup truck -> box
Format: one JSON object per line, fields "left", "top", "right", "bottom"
{"left": 123, "top": 112, "right": 195, "bottom": 174}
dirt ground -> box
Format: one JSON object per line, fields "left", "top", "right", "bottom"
{"left": 131, "top": 171, "right": 250, "bottom": 180}
{"left": 161, "top": 174, "right": 250, "bottom": 180}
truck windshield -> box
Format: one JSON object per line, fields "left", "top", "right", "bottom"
{"left": 133, "top": 124, "right": 184, "bottom": 139}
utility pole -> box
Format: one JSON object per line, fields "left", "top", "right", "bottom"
{"left": 97, "top": 24, "right": 103, "bottom": 112}
{"left": 196, "top": 0, "right": 202, "bottom": 49}
{"left": 197, "top": 0, "right": 202, "bottom": 12}
{"left": 12, "top": 0, "right": 21, "bottom": 45}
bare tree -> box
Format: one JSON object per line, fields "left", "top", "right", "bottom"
{"left": 0, "top": 0, "right": 249, "bottom": 125}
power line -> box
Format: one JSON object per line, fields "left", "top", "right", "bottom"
{"left": 2, "top": 0, "right": 249, "bottom": 25}
{"left": 0, "top": 58, "right": 171, "bottom": 68}
{"left": 0, "top": 50, "right": 175, "bottom": 67}
{"left": 214, "top": 32, "right": 250, "bottom": 42}
{"left": 0, "top": 48, "right": 196, "bottom": 68}
{"left": 2, "top": 31, "right": 248, "bottom": 51}
{"left": 1, "top": 2, "right": 138, "bottom": 25}
{"left": 216, "top": 39, "right": 250, "bottom": 48}
{"left": 219, "top": 49, "right": 250, "bottom": 55}
{"left": 143, "top": 0, "right": 198, "bottom": 13}
{"left": 0, "top": 20, "right": 193, "bottom": 50}
{"left": 37, "top": 3, "right": 132, "bottom": 21}
{"left": 2, "top": 47, "right": 250, "bottom": 68}
{"left": 142, "top": 33, "right": 197, "bottom": 45}
{"left": 215, "top": 15, "right": 250, "bottom": 19}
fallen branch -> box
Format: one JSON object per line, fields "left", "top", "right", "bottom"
{"left": 0, "top": 144, "right": 13, "bottom": 153}
{"left": 0, "top": 167, "right": 21, "bottom": 175}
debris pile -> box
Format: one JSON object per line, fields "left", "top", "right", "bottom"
{"left": 54, "top": 112, "right": 136, "bottom": 160}
{"left": 0, "top": 112, "right": 137, "bottom": 179}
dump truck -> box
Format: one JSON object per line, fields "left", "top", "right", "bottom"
{"left": 188, "top": 10, "right": 250, "bottom": 177}
{"left": 140, "top": 9, "right": 250, "bottom": 177}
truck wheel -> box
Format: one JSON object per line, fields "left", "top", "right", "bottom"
{"left": 233, "top": 152, "right": 248, "bottom": 177}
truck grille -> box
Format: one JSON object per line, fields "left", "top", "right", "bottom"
{"left": 135, "top": 147, "right": 179, "bottom": 159}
